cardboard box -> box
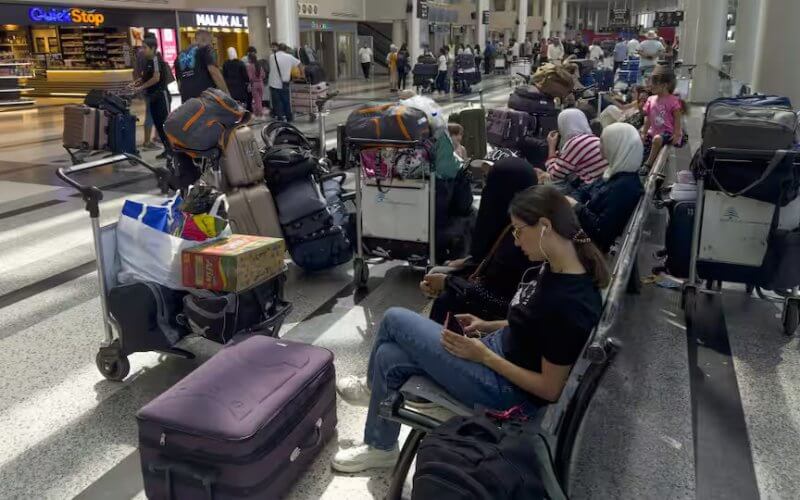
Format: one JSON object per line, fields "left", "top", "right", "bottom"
{"left": 182, "top": 235, "right": 285, "bottom": 292}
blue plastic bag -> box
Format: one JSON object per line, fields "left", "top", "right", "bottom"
{"left": 120, "top": 195, "right": 183, "bottom": 234}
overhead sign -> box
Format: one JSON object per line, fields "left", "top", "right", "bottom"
{"left": 609, "top": 8, "right": 631, "bottom": 27}
{"left": 654, "top": 10, "right": 684, "bottom": 28}
{"left": 417, "top": 0, "right": 429, "bottom": 20}
{"left": 482, "top": 10, "right": 490, "bottom": 25}
{"left": 29, "top": 7, "right": 105, "bottom": 27}
{"left": 298, "top": 3, "right": 319, "bottom": 16}
{"left": 194, "top": 13, "right": 248, "bottom": 28}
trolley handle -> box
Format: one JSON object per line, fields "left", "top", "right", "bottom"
{"left": 345, "top": 138, "right": 421, "bottom": 147}
{"left": 315, "top": 90, "right": 340, "bottom": 111}
{"left": 56, "top": 153, "right": 171, "bottom": 218}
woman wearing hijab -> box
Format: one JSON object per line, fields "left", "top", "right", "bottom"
{"left": 566, "top": 123, "right": 644, "bottom": 252}
{"left": 541, "top": 108, "right": 610, "bottom": 193}
{"left": 420, "top": 157, "right": 538, "bottom": 322}
{"left": 222, "top": 47, "right": 252, "bottom": 110}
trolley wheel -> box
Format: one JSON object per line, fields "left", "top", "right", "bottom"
{"left": 353, "top": 258, "right": 369, "bottom": 290}
{"left": 95, "top": 350, "right": 130, "bottom": 381}
{"left": 782, "top": 300, "right": 800, "bottom": 336}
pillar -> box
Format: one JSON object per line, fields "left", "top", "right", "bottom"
{"left": 576, "top": 3, "right": 582, "bottom": 29}
{"left": 269, "top": 0, "right": 299, "bottom": 49}
{"left": 753, "top": 0, "right": 800, "bottom": 105}
{"left": 689, "top": 0, "right": 727, "bottom": 103}
{"left": 732, "top": 0, "right": 760, "bottom": 86}
{"left": 517, "top": 0, "right": 529, "bottom": 44}
{"left": 476, "top": 0, "right": 489, "bottom": 48}
{"left": 594, "top": 10, "right": 600, "bottom": 30}
{"left": 408, "top": 0, "right": 422, "bottom": 66}
{"left": 543, "top": 0, "right": 553, "bottom": 39}
{"left": 505, "top": 28, "right": 513, "bottom": 43}
{"left": 561, "top": 1, "right": 568, "bottom": 35}
{"left": 392, "top": 20, "right": 405, "bottom": 48}
{"left": 246, "top": 6, "right": 269, "bottom": 58}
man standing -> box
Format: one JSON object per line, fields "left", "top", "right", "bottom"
{"left": 134, "top": 37, "right": 171, "bottom": 160}
{"left": 637, "top": 30, "right": 664, "bottom": 80}
{"left": 358, "top": 43, "right": 373, "bottom": 79}
{"left": 175, "top": 30, "right": 228, "bottom": 103}
{"left": 268, "top": 43, "right": 301, "bottom": 122}
{"left": 613, "top": 37, "right": 628, "bottom": 72}
{"left": 627, "top": 35, "right": 641, "bottom": 59}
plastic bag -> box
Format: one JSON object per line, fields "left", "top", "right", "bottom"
{"left": 400, "top": 95, "right": 446, "bottom": 132}
{"left": 120, "top": 196, "right": 182, "bottom": 234}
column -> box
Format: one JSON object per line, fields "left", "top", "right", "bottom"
{"left": 543, "top": 0, "right": 553, "bottom": 39}
{"left": 505, "top": 28, "right": 513, "bottom": 43}
{"left": 561, "top": 1, "right": 568, "bottom": 35}
{"left": 246, "top": 7, "right": 269, "bottom": 58}
{"left": 594, "top": 10, "right": 600, "bottom": 30}
{"left": 689, "top": 0, "right": 727, "bottom": 103}
{"left": 753, "top": 0, "right": 800, "bottom": 105}
{"left": 392, "top": 20, "right": 405, "bottom": 48}
{"left": 269, "top": 0, "right": 299, "bottom": 48}
{"left": 576, "top": 3, "right": 582, "bottom": 29}
{"left": 408, "top": 0, "right": 422, "bottom": 66}
{"left": 732, "top": 0, "right": 760, "bottom": 86}
{"left": 517, "top": 0, "right": 529, "bottom": 44}
{"left": 476, "top": 0, "right": 489, "bottom": 48}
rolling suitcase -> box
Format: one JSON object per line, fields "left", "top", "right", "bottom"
{"left": 227, "top": 184, "right": 284, "bottom": 239}
{"left": 108, "top": 112, "right": 137, "bottom": 155}
{"left": 63, "top": 104, "right": 108, "bottom": 150}
{"left": 449, "top": 108, "right": 487, "bottom": 159}
{"left": 137, "top": 335, "right": 337, "bottom": 500}
{"left": 222, "top": 126, "right": 264, "bottom": 188}
{"left": 487, "top": 108, "right": 536, "bottom": 149}
{"left": 289, "top": 225, "right": 353, "bottom": 271}
{"left": 665, "top": 201, "right": 695, "bottom": 278}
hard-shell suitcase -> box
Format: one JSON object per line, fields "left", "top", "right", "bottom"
{"left": 63, "top": 104, "right": 108, "bottom": 150}
{"left": 227, "top": 184, "right": 284, "bottom": 239}
{"left": 222, "top": 126, "right": 264, "bottom": 188}
{"left": 449, "top": 108, "right": 487, "bottom": 159}
{"left": 487, "top": 108, "right": 536, "bottom": 149}
{"left": 108, "top": 112, "right": 137, "bottom": 155}
{"left": 137, "top": 335, "right": 337, "bottom": 500}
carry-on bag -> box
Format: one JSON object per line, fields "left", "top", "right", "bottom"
{"left": 303, "top": 63, "right": 326, "bottom": 85}
{"left": 665, "top": 200, "right": 695, "bottom": 278}
{"left": 289, "top": 225, "right": 353, "bottom": 271}
{"left": 702, "top": 96, "right": 797, "bottom": 152}
{"left": 699, "top": 148, "right": 800, "bottom": 206}
{"left": 531, "top": 63, "right": 574, "bottom": 99}
{"left": 165, "top": 88, "right": 250, "bottom": 155}
{"left": 508, "top": 86, "right": 557, "bottom": 115}
{"left": 487, "top": 108, "right": 536, "bottom": 149}
{"left": 85, "top": 89, "right": 128, "bottom": 115}
{"left": 221, "top": 126, "right": 264, "bottom": 188}
{"left": 63, "top": 104, "right": 108, "bottom": 150}
{"left": 108, "top": 112, "right": 137, "bottom": 155}
{"left": 262, "top": 145, "right": 319, "bottom": 191}
{"left": 226, "top": 184, "right": 284, "bottom": 239}
{"left": 137, "top": 335, "right": 337, "bottom": 500}
{"left": 262, "top": 121, "right": 316, "bottom": 150}
{"left": 274, "top": 178, "right": 331, "bottom": 239}
{"left": 449, "top": 108, "right": 488, "bottom": 159}
{"left": 345, "top": 103, "right": 431, "bottom": 142}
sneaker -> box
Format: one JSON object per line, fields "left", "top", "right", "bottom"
{"left": 141, "top": 142, "right": 159, "bottom": 151}
{"left": 331, "top": 443, "right": 399, "bottom": 473}
{"left": 336, "top": 376, "right": 371, "bottom": 407}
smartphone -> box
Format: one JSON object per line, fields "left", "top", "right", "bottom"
{"left": 444, "top": 312, "right": 466, "bottom": 336}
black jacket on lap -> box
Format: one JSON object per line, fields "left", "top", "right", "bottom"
{"left": 573, "top": 172, "right": 643, "bottom": 253}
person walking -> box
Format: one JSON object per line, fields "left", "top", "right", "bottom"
{"left": 358, "top": 43, "right": 373, "bottom": 79}
{"left": 473, "top": 45, "right": 482, "bottom": 73}
{"left": 134, "top": 35, "right": 157, "bottom": 150}
{"left": 245, "top": 47, "right": 265, "bottom": 117}
{"left": 268, "top": 43, "right": 301, "bottom": 122}
{"left": 387, "top": 44, "right": 399, "bottom": 92}
{"left": 223, "top": 47, "right": 251, "bottom": 110}
{"left": 613, "top": 37, "right": 628, "bottom": 72}
{"left": 547, "top": 38, "right": 565, "bottom": 65}
{"left": 436, "top": 47, "right": 449, "bottom": 94}
{"left": 175, "top": 30, "right": 228, "bottom": 103}
{"left": 397, "top": 44, "right": 410, "bottom": 90}
{"left": 133, "top": 37, "right": 171, "bottom": 160}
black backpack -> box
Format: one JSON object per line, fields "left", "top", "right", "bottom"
{"left": 412, "top": 415, "right": 553, "bottom": 500}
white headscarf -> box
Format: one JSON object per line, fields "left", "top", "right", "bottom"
{"left": 227, "top": 47, "right": 238, "bottom": 61}
{"left": 601, "top": 123, "right": 644, "bottom": 180}
{"left": 557, "top": 108, "right": 593, "bottom": 141}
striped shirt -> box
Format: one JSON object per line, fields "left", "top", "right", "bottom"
{"left": 545, "top": 134, "right": 609, "bottom": 184}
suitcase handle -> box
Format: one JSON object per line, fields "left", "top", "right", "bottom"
{"left": 149, "top": 459, "right": 218, "bottom": 500}
{"left": 289, "top": 417, "right": 325, "bottom": 463}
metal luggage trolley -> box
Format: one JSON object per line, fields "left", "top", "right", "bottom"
{"left": 682, "top": 147, "right": 800, "bottom": 335}
{"left": 345, "top": 138, "right": 438, "bottom": 289}
{"left": 57, "top": 154, "right": 291, "bottom": 381}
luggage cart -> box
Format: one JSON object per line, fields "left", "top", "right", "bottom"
{"left": 63, "top": 90, "right": 137, "bottom": 165}
{"left": 345, "top": 138, "right": 437, "bottom": 289}
{"left": 290, "top": 82, "right": 329, "bottom": 122}
{"left": 682, "top": 147, "right": 800, "bottom": 335}
{"left": 56, "top": 154, "right": 291, "bottom": 381}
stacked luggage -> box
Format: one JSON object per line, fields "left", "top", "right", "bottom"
{"left": 454, "top": 53, "right": 480, "bottom": 94}
{"left": 63, "top": 89, "right": 137, "bottom": 162}
{"left": 413, "top": 53, "right": 438, "bottom": 94}
{"left": 290, "top": 81, "right": 329, "bottom": 121}
{"left": 616, "top": 58, "right": 640, "bottom": 86}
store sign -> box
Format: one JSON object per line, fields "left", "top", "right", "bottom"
{"left": 298, "top": 3, "right": 319, "bottom": 16}
{"left": 609, "top": 8, "right": 630, "bottom": 27}
{"left": 482, "top": 10, "right": 490, "bottom": 25}
{"left": 28, "top": 7, "right": 105, "bottom": 26}
{"left": 309, "top": 21, "right": 331, "bottom": 30}
{"left": 194, "top": 13, "right": 248, "bottom": 28}
{"left": 417, "top": 0, "right": 429, "bottom": 20}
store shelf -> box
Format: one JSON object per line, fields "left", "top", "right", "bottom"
{"left": 0, "top": 87, "right": 33, "bottom": 93}
{"left": 0, "top": 62, "right": 32, "bottom": 66}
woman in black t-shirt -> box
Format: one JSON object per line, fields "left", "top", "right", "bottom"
{"left": 332, "top": 185, "right": 610, "bottom": 474}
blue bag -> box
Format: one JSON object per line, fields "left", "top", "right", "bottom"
{"left": 121, "top": 196, "right": 183, "bottom": 234}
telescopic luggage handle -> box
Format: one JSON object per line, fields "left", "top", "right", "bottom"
{"left": 56, "top": 153, "right": 172, "bottom": 217}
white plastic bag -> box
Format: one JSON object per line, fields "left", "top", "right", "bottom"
{"left": 116, "top": 195, "right": 231, "bottom": 290}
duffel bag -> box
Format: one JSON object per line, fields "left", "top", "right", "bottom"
{"left": 304, "top": 62, "right": 326, "bottom": 85}
{"left": 701, "top": 149, "right": 800, "bottom": 206}
{"left": 262, "top": 145, "right": 319, "bottom": 191}
{"left": 85, "top": 89, "right": 128, "bottom": 115}
{"left": 702, "top": 96, "right": 797, "bottom": 152}
{"left": 487, "top": 108, "right": 536, "bottom": 150}
{"left": 531, "top": 63, "right": 574, "bottom": 99}
{"left": 508, "top": 85, "right": 557, "bottom": 115}
{"left": 345, "top": 103, "right": 431, "bottom": 142}
{"left": 262, "top": 121, "right": 315, "bottom": 150}
{"left": 165, "top": 88, "right": 250, "bottom": 155}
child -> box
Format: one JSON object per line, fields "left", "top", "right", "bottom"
{"left": 448, "top": 123, "right": 468, "bottom": 159}
{"left": 640, "top": 70, "right": 687, "bottom": 170}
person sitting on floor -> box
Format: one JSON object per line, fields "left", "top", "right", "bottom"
{"left": 567, "top": 123, "right": 645, "bottom": 253}
{"left": 331, "top": 185, "right": 609, "bottom": 473}
{"left": 598, "top": 85, "right": 650, "bottom": 130}
{"left": 539, "top": 108, "right": 610, "bottom": 193}
{"left": 421, "top": 157, "right": 538, "bottom": 323}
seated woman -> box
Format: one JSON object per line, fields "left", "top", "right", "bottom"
{"left": 332, "top": 185, "right": 609, "bottom": 473}
{"left": 421, "top": 157, "right": 538, "bottom": 323}
{"left": 540, "top": 109, "right": 609, "bottom": 194}
{"left": 567, "top": 123, "right": 645, "bottom": 253}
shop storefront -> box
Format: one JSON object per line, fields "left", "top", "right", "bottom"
{"left": 177, "top": 11, "right": 250, "bottom": 67}
{"left": 0, "top": 3, "right": 176, "bottom": 98}
{"left": 299, "top": 19, "right": 358, "bottom": 81}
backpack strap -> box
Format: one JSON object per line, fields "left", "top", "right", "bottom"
{"left": 469, "top": 225, "right": 512, "bottom": 281}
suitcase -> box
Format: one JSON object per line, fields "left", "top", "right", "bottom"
{"left": 63, "top": 104, "right": 108, "bottom": 150}
{"left": 137, "top": 335, "right": 337, "bottom": 500}
{"left": 665, "top": 201, "right": 695, "bottom": 278}
{"left": 508, "top": 87, "right": 557, "bottom": 115}
{"left": 449, "top": 108, "right": 487, "bottom": 159}
{"left": 85, "top": 89, "right": 128, "bottom": 115}
{"left": 274, "top": 177, "right": 328, "bottom": 226}
{"left": 222, "top": 126, "right": 264, "bottom": 188}
{"left": 303, "top": 63, "right": 326, "bottom": 84}
{"left": 289, "top": 225, "right": 353, "bottom": 271}
{"left": 227, "top": 184, "right": 284, "bottom": 239}
{"left": 487, "top": 108, "right": 536, "bottom": 149}
{"left": 108, "top": 112, "right": 137, "bottom": 154}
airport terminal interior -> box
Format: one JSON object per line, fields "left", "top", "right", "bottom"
{"left": 2, "top": 0, "right": 800, "bottom": 498}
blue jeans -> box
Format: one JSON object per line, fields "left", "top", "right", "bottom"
{"left": 363, "top": 307, "right": 533, "bottom": 450}
{"left": 436, "top": 70, "right": 448, "bottom": 93}
{"left": 270, "top": 85, "right": 293, "bottom": 122}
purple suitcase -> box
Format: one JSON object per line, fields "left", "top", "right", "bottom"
{"left": 137, "top": 335, "right": 336, "bottom": 499}
{"left": 487, "top": 107, "right": 536, "bottom": 149}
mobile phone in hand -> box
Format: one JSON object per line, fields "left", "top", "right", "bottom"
{"left": 445, "top": 312, "right": 466, "bottom": 336}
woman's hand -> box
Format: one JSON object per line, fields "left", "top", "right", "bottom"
{"left": 419, "top": 273, "right": 447, "bottom": 298}
{"left": 535, "top": 168, "right": 552, "bottom": 184}
{"left": 547, "top": 130, "right": 560, "bottom": 150}
{"left": 445, "top": 258, "right": 468, "bottom": 270}
{"left": 454, "top": 314, "right": 497, "bottom": 336}
{"left": 441, "top": 329, "right": 492, "bottom": 364}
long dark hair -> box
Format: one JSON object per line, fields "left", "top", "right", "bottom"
{"left": 510, "top": 185, "right": 610, "bottom": 288}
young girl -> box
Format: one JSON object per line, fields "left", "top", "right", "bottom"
{"left": 641, "top": 70, "right": 688, "bottom": 170}
{"left": 448, "top": 123, "right": 468, "bottom": 159}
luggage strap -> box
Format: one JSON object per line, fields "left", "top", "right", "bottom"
{"left": 150, "top": 460, "right": 217, "bottom": 500}
{"left": 707, "top": 150, "right": 790, "bottom": 199}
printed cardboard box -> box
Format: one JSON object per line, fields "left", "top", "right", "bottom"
{"left": 182, "top": 235, "right": 285, "bottom": 292}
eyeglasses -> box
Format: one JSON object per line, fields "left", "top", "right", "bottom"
{"left": 512, "top": 224, "right": 530, "bottom": 241}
